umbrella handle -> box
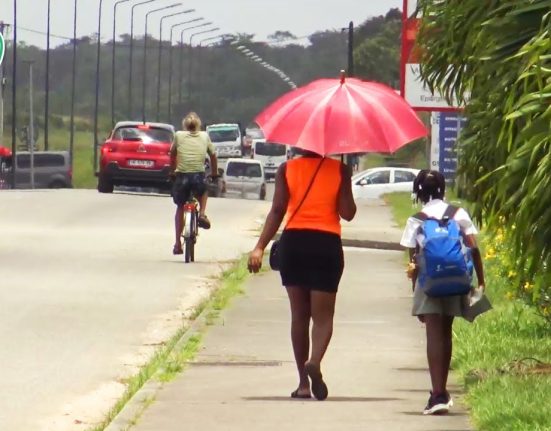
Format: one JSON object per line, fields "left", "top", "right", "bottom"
{"left": 340, "top": 70, "right": 346, "bottom": 84}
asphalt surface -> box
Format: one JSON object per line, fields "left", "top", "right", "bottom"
{"left": 0, "top": 189, "right": 270, "bottom": 430}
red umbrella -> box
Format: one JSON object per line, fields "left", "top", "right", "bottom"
{"left": 0, "top": 146, "right": 12, "bottom": 157}
{"left": 255, "top": 72, "right": 427, "bottom": 155}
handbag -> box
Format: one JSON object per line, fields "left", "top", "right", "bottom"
{"left": 269, "top": 158, "right": 325, "bottom": 271}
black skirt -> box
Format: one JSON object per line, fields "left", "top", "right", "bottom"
{"left": 278, "top": 229, "right": 344, "bottom": 293}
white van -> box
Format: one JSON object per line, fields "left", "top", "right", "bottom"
{"left": 206, "top": 123, "right": 242, "bottom": 158}
{"left": 251, "top": 141, "right": 288, "bottom": 179}
{"left": 222, "top": 158, "right": 266, "bottom": 200}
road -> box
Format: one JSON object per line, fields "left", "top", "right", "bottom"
{"left": 0, "top": 189, "right": 270, "bottom": 430}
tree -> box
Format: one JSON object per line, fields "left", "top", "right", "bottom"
{"left": 268, "top": 31, "right": 297, "bottom": 44}
{"left": 416, "top": 0, "right": 551, "bottom": 318}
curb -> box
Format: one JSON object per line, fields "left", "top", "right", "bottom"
{"left": 273, "top": 233, "right": 403, "bottom": 252}
{"left": 104, "top": 272, "right": 239, "bottom": 431}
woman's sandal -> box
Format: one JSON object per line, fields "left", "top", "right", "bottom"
{"left": 173, "top": 245, "right": 183, "bottom": 255}
{"left": 291, "top": 389, "right": 311, "bottom": 399}
{"left": 305, "top": 362, "right": 328, "bottom": 401}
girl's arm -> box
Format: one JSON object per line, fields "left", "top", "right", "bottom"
{"left": 464, "top": 234, "right": 486, "bottom": 289}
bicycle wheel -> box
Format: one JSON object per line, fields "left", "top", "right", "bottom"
{"left": 184, "top": 211, "right": 196, "bottom": 263}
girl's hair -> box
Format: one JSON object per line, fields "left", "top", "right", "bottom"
{"left": 414, "top": 169, "right": 446, "bottom": 203}
{"left": 183, "top": 112, "right": 201, "bottom": 132}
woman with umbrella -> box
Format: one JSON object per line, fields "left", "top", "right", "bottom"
{"left": 248, "top": 72, "right": 427, "bottom": 400}
{"left": 248, "top": 148, "right": 357, "bottom": 400}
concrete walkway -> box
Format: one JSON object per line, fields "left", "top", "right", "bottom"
{"left": 111, "top": 251, "right": 472, "bottom": 430}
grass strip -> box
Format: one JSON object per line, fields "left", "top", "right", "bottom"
{"left": 385, "top": 192, "right": 551, "bottom": 431}
{"left": 87, "top": 256, "right": 250, "bottom": 431}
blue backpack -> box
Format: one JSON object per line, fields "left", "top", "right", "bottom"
{"left": 414, "top": 205, "right": 473, "bottom": 297}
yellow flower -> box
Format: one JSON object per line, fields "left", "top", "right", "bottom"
{"left": 505, "top": 291, "right": 515, "bottom": 300}
{"left": 523, "top": 282, "right": 533, "bottom": 291}
{"left": 542, "top": 307, "right": 550, "bottom": 316}
{"left": 507, "top": 270, "right": 517, "bottom": 279}
{"left": 485, "top": 247, "right": 497, "bottom": 259}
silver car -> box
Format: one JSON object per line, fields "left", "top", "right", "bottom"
{"left": 222, "top": 158, "right": 266, "bottom": 200}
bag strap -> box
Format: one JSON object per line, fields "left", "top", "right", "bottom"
{"left": 413, "top": 204, "right": 459, "bottom": 222}
{"left": 284, "top": 157, "right": 325, "bottom": 229}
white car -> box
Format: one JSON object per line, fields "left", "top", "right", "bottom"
{"left": 352, "top": 167, "right": 420, "bottom": 199}
{"left": 222, "top": 158, "right": 267, "bottom": 200}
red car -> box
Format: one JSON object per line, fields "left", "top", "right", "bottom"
{"left": 97, "top": 122, "right": 175, "bottom": 193}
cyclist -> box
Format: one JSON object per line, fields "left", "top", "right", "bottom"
{"left": 170, "top": 112, "right": 218, "bottom": 255}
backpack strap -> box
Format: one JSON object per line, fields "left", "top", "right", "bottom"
{"left": 412, "top": 211, "right": 428, "bottom": 221}
{"left": 413, "top": 205, "right": 459, "bottom": 222}
{"left": 443, "top": 204, "right": 459, "bottom": 220}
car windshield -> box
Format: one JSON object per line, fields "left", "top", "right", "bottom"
{"left": 255, "top": 142, "right": 286, "bottom": 157}
{"left": 208, "top": 128, "right": 239, "bottom": 143}
{"left": 227, "top": 162, "right": 262, "bottom": 178}
{"left": 246, "top": 129, "right": 265, "bottom": 139}
{"left": 113, "top": 126, "right": 173, "bottom": 143}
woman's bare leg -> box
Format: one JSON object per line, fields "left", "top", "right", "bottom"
{"left": 286, "top": 286, "right": 311, "bottom": 395}
{"left": 309, "top": 290, "right": 337, "bottom": 366}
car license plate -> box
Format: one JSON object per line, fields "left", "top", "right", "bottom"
{"left": 128, "top": 159, "right": 154, "bottom": 168}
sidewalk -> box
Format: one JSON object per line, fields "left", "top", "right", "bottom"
{"left": 110, "top": 248, "right": 472, "bottom": 430}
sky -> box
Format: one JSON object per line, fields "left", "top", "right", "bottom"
{"left": 0, "top": 0, "right": 402, "bottom": 48}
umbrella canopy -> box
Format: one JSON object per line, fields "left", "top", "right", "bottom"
{"left": 0, "top": 145, "right": 12, "bottom": 157}
{"left": 255, "top": 73, "right": 428, "bottom": 156}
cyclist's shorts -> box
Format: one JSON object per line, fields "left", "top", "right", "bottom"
{"left": 172, "top": 172, "right": 207, "bottom": 205}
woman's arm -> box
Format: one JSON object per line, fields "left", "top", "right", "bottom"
{"left": 248, "top": 163, "right": 289, "bottom": 273}
{"left": 464, "top": 234, "right": 486, "bottom": 289}
{"left": 338, "top": 162, "right": 357, "bottom": 221}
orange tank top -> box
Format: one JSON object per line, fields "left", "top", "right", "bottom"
{"left": 285, "top": 157, "right": 342, "bottom": 236}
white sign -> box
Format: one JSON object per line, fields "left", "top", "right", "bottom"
{"left": 402, "top": 0, "right": 461, "bottom": 110}
{"left": 405, "top": 65, "right": 459, "bottom": 110}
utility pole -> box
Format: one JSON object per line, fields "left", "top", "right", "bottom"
{"left": 346, "top": 21, "right": 354, "bottom": 167}
{"left": 0, "top": 22, "right": 9, "bottom": 149}
{"left": 347, "top": 21, "right": 354, "bottom": 77}
{"left": 44, "top": 0, "right": 51, "bottom": 150}
{"left": 23, "top": 60, "right": 35, "bottom": 188}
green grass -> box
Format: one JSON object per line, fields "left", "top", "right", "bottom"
{"left": 385, "top": 192, "right": 551, "bottom": 431}
{"left": 86, "top": 256, "right": 250, "bottom": 431}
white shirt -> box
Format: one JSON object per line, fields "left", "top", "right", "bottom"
{"left": 400, "top": 199, "right": 478, "bottom": 248}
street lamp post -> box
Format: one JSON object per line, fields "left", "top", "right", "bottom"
{"left": 93, "top": 0, "right": 104, "bottom": 174}
{"left": 10, "top": 0, "right": 17, "bottom": 189}
{"left": 23, "top": 60, "right": 35, "bottom": 188}
{"left": 177, "top": 22, "right": 212, "bottom": 109}
{"left": 142, "top": 3, "right": 180, "bottom": 124}
{"left": 44, "top": 0, "right": 51, "bottom": 150}
{"left": 129, "top": 0, "right": 157, "bottom": 119}
{"left": 188, "top": 27, "right": 219, "bottom": 101}
{"left": 196, "top": 35, "right": 232, "bottom": 112}
{"left": 69, "top": 0, "right": 78, "bottom": 171}
{"left": 156, "top": 9, "right": 195, "bottom": 122}
{"left": 167, "top": 18, "right": 203, "bottom": 123}
{"left": 111, "top": 0, "right": 133, "bottom": 128}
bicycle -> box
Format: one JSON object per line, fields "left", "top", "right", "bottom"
{"left": 180, "top": 175, "right": 220, "bottom": 263}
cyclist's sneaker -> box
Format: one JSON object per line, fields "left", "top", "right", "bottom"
{"left": 423, "top": 392, "right": 450, "bottom": 415}
{"left": 198, "top": 215, "right": 211, "bottom": 229}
